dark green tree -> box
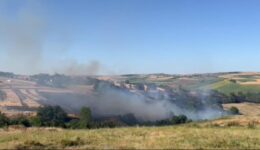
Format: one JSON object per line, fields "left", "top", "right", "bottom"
{"left": 171, "top": 115, "right": 188, "bottom": 124}
{"left": 0, "top": 112, "right": 9, "bottom": 127}
{"left": 79, "top": 107, "right": 92, "bottom": 128}
{"left": 37, "top": 105, "right": 68, "bottom": 127}
{"left": 10, "top": 115, "right": 31, "bottom": 127}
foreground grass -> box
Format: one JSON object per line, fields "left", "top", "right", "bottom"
{"left": 0, "top": 124, "right": 259, "bottom": 149}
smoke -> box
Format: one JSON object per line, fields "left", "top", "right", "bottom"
{"left": 90, "top": 87, "right": 225, "bottom": 121}
{"left": 0, "top": 1, "right": 226, "bottom": 122}
{"left": 0, "top": 1, "right": 47, "bottom": 74}
{"left": 40, "top": 79, "right": 226, "bottom": 121}
{"left": 0, "top": 1, "right": 105, "bottom": 76}
{"left": 53, "top": 60, "right": 102, "bottom": 76}
{"left": 89, "top": 85, "right": 170, "bottom": 121}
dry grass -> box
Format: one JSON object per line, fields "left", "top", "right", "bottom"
{"left": 223, "top": 103, "right": 260, "bottom": 116}
{"left": 0, "top": 122, "right": 259, "bottom": 149}
{"left": 0, "top": 89, "right": 22, "bottom": 107}
{"left": 240, "top": 79, "right": 260, "bottom": 85}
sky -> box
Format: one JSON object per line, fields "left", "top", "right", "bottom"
{"left": 0, "top": 0, "right": 260, "bottom": 75}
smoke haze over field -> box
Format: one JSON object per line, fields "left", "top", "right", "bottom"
{"left": 1, "top": 0, "right": 260, "bottom": 74}
{"left": 88, "top": 83, "right": 225, "bottom": 121}
{"left": 0, "top": 0, "right": 237, "bottom": 122}
{"left": 53, "top": 60, "right": 104, "bottom": 76}
{"left": 0, "top": 1, "right": 105, "bottom": 76}
{"left": 40, "top": 79, "right": 226, "bottom": 121}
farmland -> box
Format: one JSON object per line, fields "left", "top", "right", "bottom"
{"left": 0, "top": 72, "right": 260, "bottom": 149}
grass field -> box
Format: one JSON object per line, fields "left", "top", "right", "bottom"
{"left": 0, "top": 119, "right": 259, "bottom": 149}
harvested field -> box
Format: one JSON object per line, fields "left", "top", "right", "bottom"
{"left": 223, "top": 103, "right": 260, "bottom": 116}
{"left": 240, "top": 79, "right": 260, "bottom": 85}
{"left": 0, "top": 77, "right": 78, "bottom": 115}
{"left": 0, "top": 89, "right": 22, "bottom": 107}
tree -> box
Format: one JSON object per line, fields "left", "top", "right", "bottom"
{"left": 10, "top": 115, "right": 31, "bottom": 127}
{"left": 120, "top": 113, "right": 138, "bottom": 126}
{"left": 37, "top": 105, "right": 68, "bottom": 127}
{"left": 29, "top": 117, "right": 42, "bottom": 127}
{"left": 79, "top": 107, "right": 92, "bottom": 128}
{"left": 171, "top": 115, "right": 188, "bottom": 124}
{"left": 0, "top": 112, "right": 9, "bottom": 127}
{"left": 66, "top": 119, "right": 80, "bottom": 129}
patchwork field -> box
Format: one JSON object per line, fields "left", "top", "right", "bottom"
{"left": 0, "top": 77, "right": 79, "bottom": 116}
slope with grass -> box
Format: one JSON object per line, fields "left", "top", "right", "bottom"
{"left": 0, "top": 119, "right": 259, "bottom": 149}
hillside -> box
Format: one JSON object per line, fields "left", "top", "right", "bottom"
{"left": 0, "top": 72, "right": 260, "bottom": 149}
{"left": 1, "top": 71, "right": 260, "bottom": 120}
{"left": 0, "top": 117, "right": 259, "bottom": 149}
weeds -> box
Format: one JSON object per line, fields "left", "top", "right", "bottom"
{"left": 247, "top": 121, "right": 257, "bottom": 129}
{"left": 15, "top": 140, "right": 45, "bottom": 150}
{"left": 60, "top": 136, "right": 84, "bottom": 147}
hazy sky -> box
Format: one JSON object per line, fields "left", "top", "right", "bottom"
{"left": 0, "top": 0, "right": 260, "bottom": 75}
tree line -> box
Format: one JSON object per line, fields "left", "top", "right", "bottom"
{"left": 209, "top": 90, "right": 260, "bottom": 103}
{"left": 0, "top": 105, "right": 191, "bottom": 129}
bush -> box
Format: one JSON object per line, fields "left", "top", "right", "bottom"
{"left": 16, "top": 140, "right": 45, "bottom": 149}
{"left": 37, "top": 105, "right": 68, "bottom": 127}
{"left": 171, "top": 115, "right": 188, "bottom": 124}
{"left": 79, "top": 107, "right": 92, "bottom": 128}
{"left": 10, "top": 115, "right": 31, "bottom": 127}
{"left": 247, "top": 121, "right": 257, "bottom": 129}
{"left": 120, "top": 113, "right": 138, "bottom": 126}
{"left": 60, "top": 137, "right": 84, "bottom": 147}
{"left": 0, "top": 112, "right": 9, "bottom": 127}
{"left": 156, "top": 115, "right": 190, "bottom": 126}
{"left": 229, "top": 106, "right": 240, "bottom": 115}
{"left": 66, "top": 119, "right": 80, "bottom": 129}
{"left": 29, "top": 117, "right": 42, "bottom": 127}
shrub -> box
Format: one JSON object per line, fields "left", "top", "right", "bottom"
{"left": 226, "top": 121, "right": 240, "bottom": 127}
{"left": 16, "top": 140, "right": 45, "bottom": 149}
{"left": 0, "top": 112, "right": 9, "bottom": 127}
{"left": 37, "top": 105, "right": 68, "bottom": 127}
{"left": 79, "top": 107, "right": 92, "bottom": 128}
{"left": 247, "top": 121, "right": 257, "bottom": 129}
{"left": 10, "top": 115, "right": 31, "bottom": 127}
{"left": 29, "top": 117, "right": 42, "bottom": 127}
{"left": 60, "top": 137, "right": 84, "bottom": 147}
{"left": 120, "top": 113, "right": 138, "bottom": 126}
{"left": 171, "top": 115, "right": 188, "bottom": 124}
{"left": 66, "top": 119, "right": 80, "bottom": 129}
{"left": 229, "top": 106, "right": 240, "bottom": 115}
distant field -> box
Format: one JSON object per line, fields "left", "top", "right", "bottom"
{"left": 203, "top": 80, "right": 260, "bottom": 94}
{"left": 0, "top": 120, "right": 259, "bottom": 149}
